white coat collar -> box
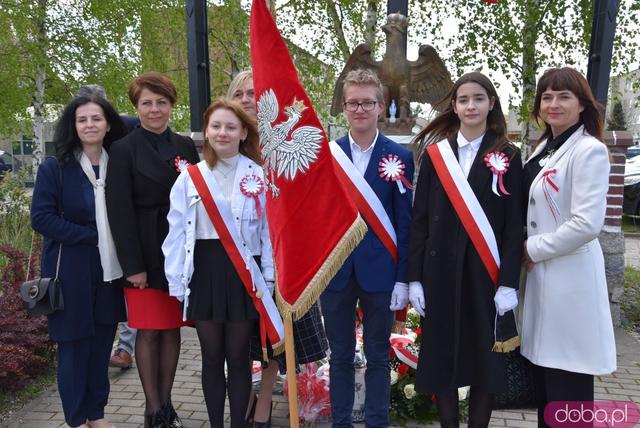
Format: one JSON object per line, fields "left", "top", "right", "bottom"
{"left": 528, "top": 125, "right": 586, "bottom": 196}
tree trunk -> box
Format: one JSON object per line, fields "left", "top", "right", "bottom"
{"left": 325, "top": 1, "right": 351, "bottom": 63}
{"left": 31, "top": 0, "right": 48, "bottom": 176}
{"left": 520, "top": 0, "right": 541, "bottom": 154}
{"left": 365, "top": 0, "right": 379, "bottom": 47}
{"left": 266, "top": 0, "right": 276, "bottom": 18}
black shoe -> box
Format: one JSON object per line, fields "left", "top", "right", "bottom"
{"left": 145, "top": 411, "right": 167, "bottom": 428}
{"left": 439, "top": 420, "right": 460, "bottom": 428}
{"left": 162, "top": 400, "right": 184, "bottom": 428}
{"left": 245, "top": 393, "right": 258, "bottom": 427}
{"left": 253, "top": 401, "right": 272, "bottom": 428}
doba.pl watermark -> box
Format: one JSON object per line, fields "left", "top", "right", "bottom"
{"left": 544, "top": 400, "right": 640, "bottom": 427}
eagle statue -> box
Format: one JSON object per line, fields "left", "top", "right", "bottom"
{"left": 331, "top": 13, "right": 453, "bottom": 121}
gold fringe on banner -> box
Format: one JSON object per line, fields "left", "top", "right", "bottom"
{"left": 276, "top": 213, "right": 367, "bottom": 321}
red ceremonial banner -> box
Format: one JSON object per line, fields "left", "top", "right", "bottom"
{"left": 250, "top": 0, "right": 367, "bottom": 319}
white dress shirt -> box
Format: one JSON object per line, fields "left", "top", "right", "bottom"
{"left": 349, "top": 130, "right": 379, "bottom": 176}
{"left": 195, "top": 154, "right": 239, "bottom": 239}
{"left": 457, "top": 131, "right": 484, "bottom": 178}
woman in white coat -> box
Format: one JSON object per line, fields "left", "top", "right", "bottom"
{"left": 162, "top": 97, "right": 274, "bottom": 428}
{"left": 522, "top": 67, "right": 616, "bottom": 426}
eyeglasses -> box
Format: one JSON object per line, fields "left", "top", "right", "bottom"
{"left": 343, "top": 100, "right": 377, "bottom": 112}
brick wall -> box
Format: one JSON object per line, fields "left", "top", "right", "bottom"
{"left": 604, "top": 131, "right": 633, "bottom": 230}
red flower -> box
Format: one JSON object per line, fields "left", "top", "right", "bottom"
{"left": 414, "top": 327, "right": 422, "bottom": 336}
{"left": 431, "top": 394, "right": 436, "bottom": 402}
{"left": 397, "top": 363, "right": 409, "bottom": 377}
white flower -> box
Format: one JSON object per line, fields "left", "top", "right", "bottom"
{"left": 403, "top": 383, "right": 416, "bottom": 399}
{"left": 458, "top": 386, "right": 470, "bottom": 401}
{"left": 390, "top": 370, "right": 399, "bottom": 385}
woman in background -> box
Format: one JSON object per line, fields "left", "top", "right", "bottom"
{"left": 31, "top": 95, "right": 128, "bottom": 428}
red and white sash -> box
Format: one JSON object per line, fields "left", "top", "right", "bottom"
{"left": 329, "top": 140, "right": 398, "bottom": 263}
{"left": 187, "top": 163, "right": 285, "bottom": 354}
{"left": 427, "top": 140, "right": 500, "bottom": 286}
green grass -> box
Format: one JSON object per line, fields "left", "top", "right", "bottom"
{"left": 622, "top": 215, "right": 640, "bottom": 234}
{"left": 0, "top": 367, "right": 55, "bottom": 420}
{"left": 623, "top": 267, "right": 640, "bottom": 327}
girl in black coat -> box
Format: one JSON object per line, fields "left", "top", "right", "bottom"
{"left": 106, "top": 72, "right": 199, "bottom": 427}
{"left": 408, "top": 72, "right": 524, "bottom": 428}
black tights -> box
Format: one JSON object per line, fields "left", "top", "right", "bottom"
{"left": 436, "top": 388, "right": 494, "bottom": 428}
{"left": 195, "top": 320, "right": 253, "bottom": 428}
{"left": 135, "top": 328, "right": 181, "bottom": 415}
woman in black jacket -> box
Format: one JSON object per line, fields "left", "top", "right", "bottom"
{"left": 106, "top": 72, "right": 200, "bottom": 427}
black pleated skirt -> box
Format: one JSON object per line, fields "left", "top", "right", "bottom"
{"left": 187, "top": 239, "right": 259, "bottom": 322}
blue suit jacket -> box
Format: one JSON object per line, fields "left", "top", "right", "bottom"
{"left": 31, "top": 157, "right": 126, "bottom": 342}
{"left": 326, "top": 133, "right": 414, "bottom": 293}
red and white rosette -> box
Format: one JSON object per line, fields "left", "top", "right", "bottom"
{"left": 240, "top": 174, "right": 264, "bottom": 218}
{"left": 390, "top": 333, "right": 418, "bottom": 369}
{"left": 174, "top": 156, "right": 191, "bottom": 173}
{"left": 484, "top": 152, "right": 511, "bottom": 196}
{"left": 542, "top": 169, "right": 561, "bottom": 223}
{"left": 378, "top": 154, "right": 413, "bottom": 194}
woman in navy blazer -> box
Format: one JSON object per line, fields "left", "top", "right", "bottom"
{"left": 31, "top": 95, "right": 128, "bottom": 428}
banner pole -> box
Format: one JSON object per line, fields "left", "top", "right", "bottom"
{"left": 285, "top": 317, "right": 299, "bottom": 428}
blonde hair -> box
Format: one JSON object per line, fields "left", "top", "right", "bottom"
{"left": 227, "top": 70, "right": 253, "bottom": 99}
{"left": 342, "top": 69, "right": 384, "bottom": 103}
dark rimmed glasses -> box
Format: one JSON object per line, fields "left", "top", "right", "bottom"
{"left": 343, "top": 100, "right": 377, "bottom": 112}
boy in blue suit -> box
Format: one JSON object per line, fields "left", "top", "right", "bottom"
{"left": 321, "top": 69, "right": 414, "bottom": 428}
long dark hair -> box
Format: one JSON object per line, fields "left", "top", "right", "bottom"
{"left": 414, "top": 72, "right": 512, "bottom": 158}
{"left": 54, "top": 96, "right": 128, "bottom": 164}
{"left": 532, "top": 67, "right": 605, "bottom": 145}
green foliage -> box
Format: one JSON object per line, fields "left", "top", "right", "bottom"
{"left": 410, "top": 0, "right": 640, "bottom": 130}
{"left": 0, "top": 0, "right": 147, "bottom": 135}
{"left": 0, "top": 169, "right": 33, "bottom": 283}
{"left": 0, "top": 168, "right": 33, "bottom": 261}
{"left": 622, "top": 267, "right": 640, "bottom": 327}
{"left": 608, "top": 100, "right": 628, "bottom": 131}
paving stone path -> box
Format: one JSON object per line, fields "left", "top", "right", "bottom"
{"left": 2, "top": 325, "right": 639, "bottom": 428}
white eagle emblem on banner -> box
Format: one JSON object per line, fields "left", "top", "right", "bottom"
{"left": 257, "top": 89, "right": 323, "bottom": 197}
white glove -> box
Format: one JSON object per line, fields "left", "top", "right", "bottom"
{"left": 494, "top": 286, "right": 518, "bottom": 315}
{"left": 265, "top": 281, "right": 275, "bottom": 295}
{"left": 409, "top": 281, "right": 425, "bottom": 317}
{"left": 389, "top": 282, "right": 409, "bottom": 311}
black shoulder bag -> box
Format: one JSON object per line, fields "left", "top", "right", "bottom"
{"left": 20, "top": 159, "right": 65, "bottom": 316}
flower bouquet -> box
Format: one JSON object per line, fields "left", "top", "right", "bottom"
{"left": 283, "top": 362, "right": 331, "bottom": 427}
{"left": 389, "top": 308, "right": 439, "bottom": 425}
